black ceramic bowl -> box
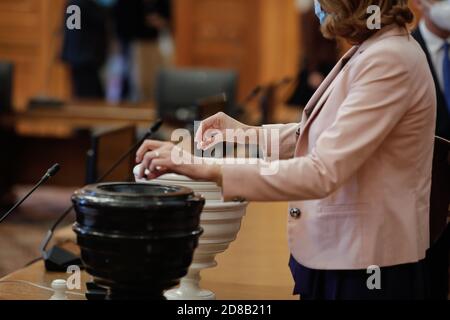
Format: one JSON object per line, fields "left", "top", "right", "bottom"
{"left": 72, "top": 183, "right": 204, "bottom": 300}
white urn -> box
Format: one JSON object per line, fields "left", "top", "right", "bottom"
{"left": 134, "top": 168, "right": 248, "bottom": 300}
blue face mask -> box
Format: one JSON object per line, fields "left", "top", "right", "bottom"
{"left": 314, "top": 0, "right": 328, "bottom": 25}
{"left": 95, "top": 0, "right": 117, "bottom": 8}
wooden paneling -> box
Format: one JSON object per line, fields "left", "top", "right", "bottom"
{"left": 174, "top": 0, "right": 299, "bottom": 104}
{"left": 0, "top": 0, "right": 70, "bottom": 110}
{"left": 0, "top": 0, "right": 420, "bottom": 112}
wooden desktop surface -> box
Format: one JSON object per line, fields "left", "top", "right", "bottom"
{"left": 0, "top": 101, "right": 157, "bottom": 186}
{"left": 0, "top": 101, "right": 156, "bottom": 139}
{"left": 0, "top": 202, "right": 297, "bottom": 300}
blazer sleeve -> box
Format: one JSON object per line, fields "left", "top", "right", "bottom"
{"left": 260, "top": 123, "right": 300, "bottom": 160}
{"left": 222, "top": 50, "right": 411, "bottom": 201}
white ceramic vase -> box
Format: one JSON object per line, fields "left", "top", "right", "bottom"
{"left": 134, "top": 169, "right": 248, "bottom": 300}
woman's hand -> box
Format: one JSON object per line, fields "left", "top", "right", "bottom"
{"left": 194, "top": 112, "right": 258, "bottom": 150}
{"left": 135, "top": 140, "right": 223, "bottom": 185}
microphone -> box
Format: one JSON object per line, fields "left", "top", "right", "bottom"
{"left": 239, "top": 77, "right": 294, "bottom": 107}
{"left": 240, "top": 85, "right": 263, "bottom": 106}
{"left": 40, "top": 119, "right": 164, "bottom": 271}
{"left": 0, "top": 164, "right": 60, "bottom": 224}
{"left": 274, "top": 76, "right": 294, "bottom": 88}
{"left": 45, "top": 163, "right": 61, "bottom": 178}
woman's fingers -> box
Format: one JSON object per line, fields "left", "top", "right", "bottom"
{"left": 197, "top": 126, "right": 225, "bottom": 150}
{"left": 194, "top": 120, "right": 206, "bottom": 143}
{"left": 194, "top": 112, "right": 223, "bottom": 144}
{"left": 138, "top": 152, "right": 150, "bottom": 179}
{"left": 138, "top": 143, "right": 175, "bottom": 179}
{"left": 138, "top": 149, "right": 163, "bottom": 178}
{"left": 136, "top": 140, "right": 165, "bottom": 163}
{"left": 198, "top": 130, "right": 225, "bottom": 150}
{"left": 148, "top": 158, "right": 170, "bottom": 174}
{"left": 146, "top": 169, "right": 168, "bottom": 180}
{"left": 147, "top": 159, "right": 171, "bottom": 180}
{"left": 146, "top": 158, "right": 169, "bottom": 180}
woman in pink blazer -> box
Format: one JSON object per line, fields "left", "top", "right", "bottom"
{"left": 136, "top": 0, "right": 437, "bottom": 300}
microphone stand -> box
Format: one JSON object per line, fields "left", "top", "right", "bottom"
{"left": 259, "top": 77, "right": 294, "bottom": 125}
{"left": 0, "top": 164, "right": 60, "bottom": 224}
{"left": 237, "top": 77, "right": 294, "bottom": 124}
{"left": 40, "top": 119, "right": 163, "bottom": 271}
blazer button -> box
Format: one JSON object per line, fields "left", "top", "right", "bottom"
{"left": 290, "top": 208, "right": 301, "bottom": 219}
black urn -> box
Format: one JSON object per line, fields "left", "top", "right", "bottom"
{"left": 72, "top": 183, "right": 205, "bottom": 300}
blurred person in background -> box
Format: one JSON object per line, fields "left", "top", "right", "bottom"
{"left": 412, "top": 0, "right": 450, "bottom": 140}
{"left": 413, "top": 0, "right": 450, "bottom": 300}
{"left": 62, "top": 0, "right": 114, "bottom": 99}
{"left": 286, "top": 0, "right": 339, "bottom": 108}
{"left": 113, "top": 0, "right": 172, "bottom": 102}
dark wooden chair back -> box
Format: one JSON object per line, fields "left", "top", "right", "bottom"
{"left": 429, "top": 136, "right": 450, "bottom": 244}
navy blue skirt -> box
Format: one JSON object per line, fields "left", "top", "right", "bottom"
{"left": 289, "top": 256, "right": 429, "bottom": 300}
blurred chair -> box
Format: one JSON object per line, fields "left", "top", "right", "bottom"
{"left": 85, "top": 125, "right": 137, "bottom": 184}
{"left": 155, "top": 68, "right": 238, "bottom": 127}
{"left": 0, "top": 61, "right": 15, "bottom": 208}
{"left": 427, "top": 136, "right": 450, "bottom": 299}
{"left": 0, "top": 61, "right": 13, "bottom": 113}
{"left": 430, "top": 136, "right": 450, "bottom": 243}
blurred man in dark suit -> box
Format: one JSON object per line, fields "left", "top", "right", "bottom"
{"left": 62, "top": 0, "right": 111, "bottom": 98}
{"left": 413, "top": 0, "right": 450, "bottom": 300}
{"left": 412, "top": 0, "right": 450, "bottom": 140}
{"left": 114, "top": 0, "right": 172, "bottom": 101}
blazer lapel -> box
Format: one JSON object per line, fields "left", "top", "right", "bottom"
{"left": 301, "top": 26, "right": 408, "bottom": 128}
{"left": 296, "top": 26, "right": 410, "bottom": 149}
{"left": 301, "top": 46, "right": 358, "bottom": 131}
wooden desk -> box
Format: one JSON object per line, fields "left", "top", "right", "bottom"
{"left": 0, "top": 102, "right": 156, "bottom": 139}
{"left": 0, "top": 101, "right": 156, "bottom": 186}
{"left": 0, "top": 249, "right": 87, "bottom": 301}
{"left": 0, "top": 202, "right": 297, "bottom": 300}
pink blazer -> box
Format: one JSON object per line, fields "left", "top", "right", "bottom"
{"left": 222, "top": 26, "right": 437, "bottom": 269}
